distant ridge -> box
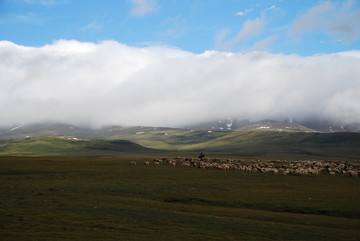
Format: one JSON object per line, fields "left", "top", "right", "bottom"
{"left": 0, "top": 136, "right": 157, "bottom": 156}
{"left": 184, "top": 119, "right": 360, "bottom": 133}
{"left": 1, "top": 128, "right": 360, "bottom": 159}
{"left": 1, "top": 119, "right": 359, "bottom": 141}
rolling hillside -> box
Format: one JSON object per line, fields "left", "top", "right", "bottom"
{"left": 122, "top": 129, "right": 360, "bottom": 159}
{"left": 1, "top": 130, "right": 360, "bottom": 159}
{"left": 0, "top": 136, "right": 157, "bottom": 156}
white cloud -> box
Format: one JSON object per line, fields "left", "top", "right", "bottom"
{"left": 233, "top": 18, "right": 265, "bottom": 42}
{"left": 268, "top": 5, "right": 276, "bottom": 10}
{"left": 130, "top": 0, "right": 157, "bottom": 17}
{"left": 15, "top": 12, "right": 37, "bottom": 23}
{"left": 215, "top": 18, "right": 266, "bottom": 51}
{"left": 214, "top": 29, "right": 230, "bottom": 50}
{"left": 289, "top": 0, "right": 360, "bottom": 43}
{"left": 235, "top": 11, "right": 246, "bottom": 16}
{"left": 290, "top": 2, "right": 335, "bottom": 35}
{"left": 0, "top": 40, "right": 360, "bottom": 128}
{"left": 235, "top": 8, "right": 253, "bottom": 16}
{"left": 82, "top": 21, "right": 102, "bottom": 32}
{"left": 248, "top": 35, "right": 278, "bottom": 51}
{"left": 161, "top": 16, "right": 188, "bottom": 38}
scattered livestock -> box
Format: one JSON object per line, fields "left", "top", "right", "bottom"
{"left": 129, "top": 161, "right": 137, "bottom": 166}
{"left": 146, "top": 157, "right": 359, "bottom": 177}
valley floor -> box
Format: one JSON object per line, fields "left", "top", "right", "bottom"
{"left": 0, "top": 155, "right": 359, "bottom": 240}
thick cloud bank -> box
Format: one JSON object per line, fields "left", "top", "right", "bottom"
{"left": 1, "top": 40, "right": 360, "bottom": 128}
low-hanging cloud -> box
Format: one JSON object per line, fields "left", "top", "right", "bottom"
{"left": 0, "top": 40, "right": 360, "bottom": 128}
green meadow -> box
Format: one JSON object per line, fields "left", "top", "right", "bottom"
{"left": 1, "top": 155, "right": 359, "bottom": 240}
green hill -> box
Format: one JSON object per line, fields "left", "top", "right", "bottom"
{"left": 0, "top": 136, "right": 156, "bottom": 156}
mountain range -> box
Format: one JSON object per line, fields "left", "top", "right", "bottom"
{"left": 1, "top": 119, "right": 359, "bottom": 140}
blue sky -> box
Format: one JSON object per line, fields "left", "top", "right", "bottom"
{"left": 1, "top": 0, "right": 360, "bottom": 55}
{"left": 1, "top": 0, "right": 360, "bottom": 127}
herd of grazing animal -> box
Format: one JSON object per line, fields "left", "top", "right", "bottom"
{"left": 131, "top": 157, "right": 359, "bottom": 177}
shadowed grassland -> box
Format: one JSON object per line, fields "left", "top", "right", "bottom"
{"left": 157, "top": 131, "right": 360, "bottom": 159}
{"left": 0, "top": 155, "right": 359, "bottom": 240}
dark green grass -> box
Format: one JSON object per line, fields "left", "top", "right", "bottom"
{"left": 0, "top": 155, "right": 359, "bottom": 240}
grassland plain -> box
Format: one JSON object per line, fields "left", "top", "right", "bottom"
{"left": 0, "top": 155, "right": 359, "bottom": 240}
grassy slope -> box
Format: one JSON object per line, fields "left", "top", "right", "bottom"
{"left": 0, "top": 156, "right": 359, "bottom": 241}
{"left": 0, "top": 136, "right": 156, "bottom": 156}
{"left": 116, "top": 130, "right": 360, "bottom": 159}
{"left": 184, "top": 131, "right": 360, "bottom": 159}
